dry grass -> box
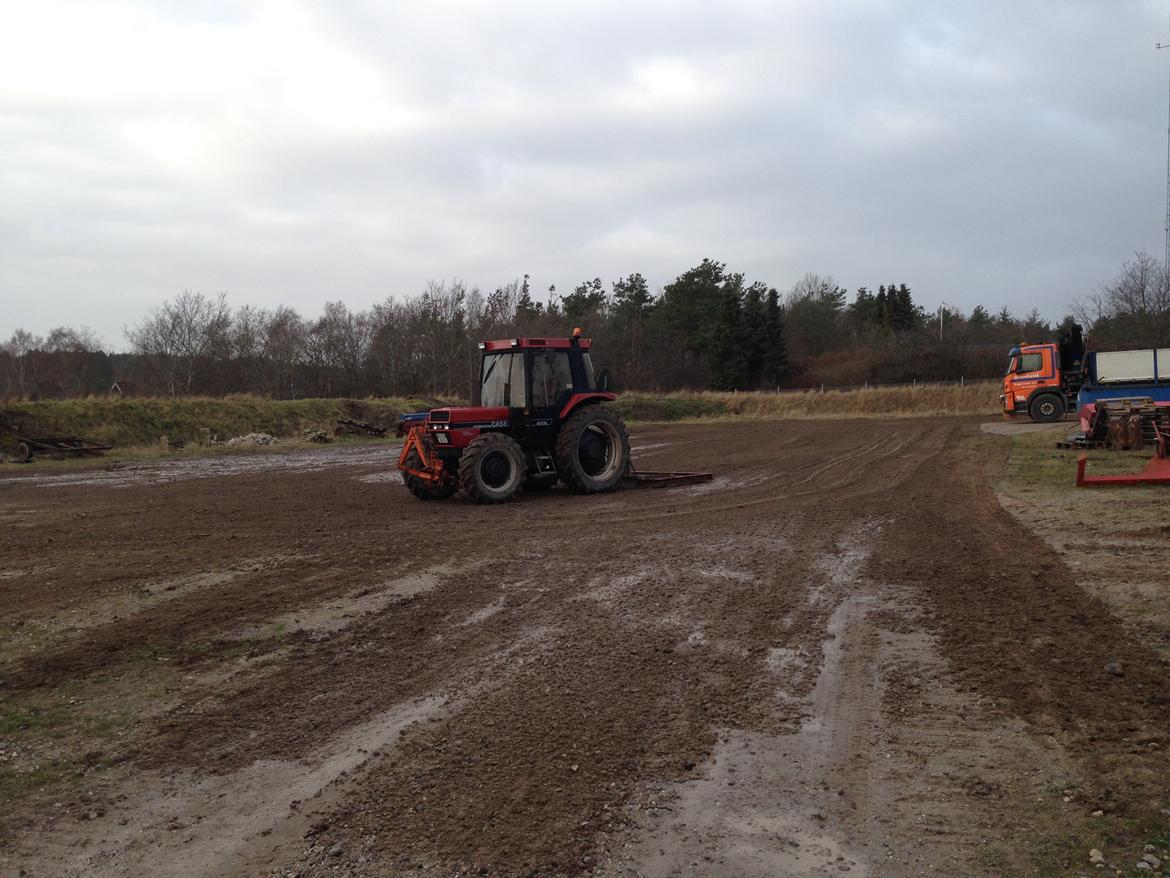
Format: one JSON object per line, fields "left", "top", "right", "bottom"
{"left": 618, "top": 382, "right": 999, "bottom": 422}
{"left": 1, "top": 385, "right": 1000, "bottom": 459}
{"left": 0, "top": 395, "right": 448, "bottom": 453}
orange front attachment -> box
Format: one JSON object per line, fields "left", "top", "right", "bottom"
{"left": 397, "top": 426, "right": 447, "bottom": 485}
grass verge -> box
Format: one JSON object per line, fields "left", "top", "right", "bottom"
{"left": 992, "top": 427, "right": 1170, "bottom": 876}
{"left": 0, "top": 396, "right": 446, "bottom": 455}
{"left": 613, "top": 382, "right": 999, "bottom": 423}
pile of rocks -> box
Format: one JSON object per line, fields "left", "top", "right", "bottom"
{"left": 225, "top": 432, "right": 276, "bottom": 447}
{"left": 1089, "top": 845, "right": 1165, "bottom": 875}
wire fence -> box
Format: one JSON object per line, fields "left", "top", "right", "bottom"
{"left": 767, "top": 377, "right": 990, "bottom": 394}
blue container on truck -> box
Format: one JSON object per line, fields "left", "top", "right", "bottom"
{"left": 1075, "top": 348, "right": 1170, "bottom": 411}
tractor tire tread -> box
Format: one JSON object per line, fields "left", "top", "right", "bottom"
{"left": 459, "top": 433, "right": 525, "bottom": 504}
{"left": 555, "top": 405, "right": 630, "bottom": 494}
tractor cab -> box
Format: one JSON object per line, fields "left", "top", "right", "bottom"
{"left": 477, "top": 336, "right": 598, "bottom": 409}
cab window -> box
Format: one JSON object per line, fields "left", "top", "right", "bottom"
{"left": 531, "top": 351, "right": 573, "bottom": 408}
{"left": 481, "top": 352, "right": 527, "bottom": 407}
{"left": 1018, "top": 352, "right": 1043, "bottom": 373}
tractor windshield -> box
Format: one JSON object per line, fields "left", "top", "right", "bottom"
{"left": 480, "top": 352, "right": 527, "bottom": 407}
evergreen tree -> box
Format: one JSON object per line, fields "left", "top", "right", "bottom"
{"left": 968, "top": 304, "right": 992, "bottom": 330}
{"left": 611, "top": 272, "right": 655, "bottom": 388}
{"left": 660, "top": 258, "right": 726, "bottom": 355}
{"left": 762, "top": 287, "right": 789, "bottom": 386}
{"left": 849, "top": 286, "right": 879, "bottom": 330}
{"left": 741, "top": 281, "right": 768, "bottom": 386}
{"left": 560, "top": 277, "right": 607, "bottom": 323}
{"left": 515, "top": 274, "right": 540, "bottom": 321}
{"left": 612, "top": 272, "right": 654, "bottom": 319}
{"left": 707, "top": 280, "right": 749, "bottom": 390}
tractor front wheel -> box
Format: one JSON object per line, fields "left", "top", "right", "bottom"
{"left": 555, "top": 405, "right": 630, "bottom": 494}
{"left": 459, "top": 433, "right": 525, "bottom": 503}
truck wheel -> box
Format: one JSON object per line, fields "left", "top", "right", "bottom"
{"left": 402, "top": 445, "right": 455, "bottom": 500}
{"left": 15, "top": 442, "right": 32, "bottom": 463}
{"left": 459, "top": 433, "right": 524, "bottom": 503}
{"left": 1028, "top": 394, "right": 1064, "bottom": 423}
{"left": 555, "top": 405, "right": 630, "bottom": 494}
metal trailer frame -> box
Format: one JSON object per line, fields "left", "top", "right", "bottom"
{"left": 1076, "top": 420, "right": 1170, "bottom": 487}
{"left": 13, "top": 436, "right": 112, "bottom": 463}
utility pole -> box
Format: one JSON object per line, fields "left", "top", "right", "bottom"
{"left": 938, "top": 302, "right": 958, "bottom": 340}
{"left": 1157, "top": 16, "right": 1170, "bottom": 266}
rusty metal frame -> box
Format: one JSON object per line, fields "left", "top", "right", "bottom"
{"left": 397, "top": 426, "right": 448, "bottom": 486}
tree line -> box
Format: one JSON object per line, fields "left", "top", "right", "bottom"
{"left": 4, "top": 252, "right": 1168, "bottom": 401}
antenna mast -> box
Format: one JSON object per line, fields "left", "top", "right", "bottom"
{"left": 1158, "top": 17, "right": 1170, "bottom": 266}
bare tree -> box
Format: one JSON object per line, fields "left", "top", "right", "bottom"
{"left": 41, "top": 326, "right": 103, "bottom": 397}
{"left": 315, "top": 301, "right": 372, "bottom": 397}
{"left": 125, "top": 291, "right": 232, "bottom": 395}
{"left": 2, "top": 329, "right": 43, "bottom": 397}
{"left": 784, "top": 273, "right": 847, "bottom": 360}
{"left": 1074, "top": 252, "right": 1170, "bottom": 348}
{"left": 259, "top": 307, "right": 306, "bottom": 398}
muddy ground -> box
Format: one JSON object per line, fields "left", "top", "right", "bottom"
{"left": 1, "top": 418, "right": 1167, "bottom": 877}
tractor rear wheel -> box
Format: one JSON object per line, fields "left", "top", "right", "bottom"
{"left": 402, "top": 442, "right": 456, "bottom": 500}
{"left": 555, "top": 405, "right": 630, "bottom": 494}
{"left": 459, "top": 433, "right": 525, "bottom": 503}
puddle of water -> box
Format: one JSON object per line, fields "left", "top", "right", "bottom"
{"left": 8, "top": 444, "right": 399, "bottom": 489}
{"left": 683, "top": 472, "right": 766, "bottom": 496}
{"left": 802, "top": 595, "right": 876, "bottom": 737}
{"left": 809, "top": 521, "right": 882, "bottom": 607}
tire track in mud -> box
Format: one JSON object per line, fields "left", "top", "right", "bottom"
{"left": 571, "top": 425, "right": 945, "bottom": 527}
{"left": 7, "top": 417, "right": 1074, "bottom": 878}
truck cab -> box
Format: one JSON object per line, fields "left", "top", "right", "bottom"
{"left": 1001, "top": 326, "right": 1085, "bottom": 422}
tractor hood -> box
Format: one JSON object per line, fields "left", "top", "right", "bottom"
{"left": 395, "top": 406, "right": 511, "bottom": 436}
{"left": 426, "top": 406, "right": 510, "bottom": 427}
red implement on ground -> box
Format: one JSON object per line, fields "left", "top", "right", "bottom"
{"left": 1076, "top": 420, "right": 1170, "bottom": 487}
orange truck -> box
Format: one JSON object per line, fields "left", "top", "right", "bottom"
{"left": 1002, "top": 324, "right": 1170, "bottom": 423}
{"left": 1000, "top": 325, "right": 1086, "bottom": 422}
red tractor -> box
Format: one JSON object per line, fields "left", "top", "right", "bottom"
{"left": 396, "top": 332, "right": 632, "bottom": 503}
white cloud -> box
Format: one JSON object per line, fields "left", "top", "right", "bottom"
{"left": 1, "top": 0, "right": 1168, "bottom": 344}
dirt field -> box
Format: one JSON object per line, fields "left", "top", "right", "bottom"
{"left": 1, "top": 418, "right": 1167, "bottom": 877}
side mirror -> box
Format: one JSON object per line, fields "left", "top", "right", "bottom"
{"left": 597, "top": 369, "right": 612, "bottom": 391}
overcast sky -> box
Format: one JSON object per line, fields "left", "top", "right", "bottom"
{"left": 2, "top": 1, "right": 1170, "bottom": 348}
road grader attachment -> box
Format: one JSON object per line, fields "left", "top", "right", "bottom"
{"left": 395, "top": 333, "right": 711, "bottom": 503}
